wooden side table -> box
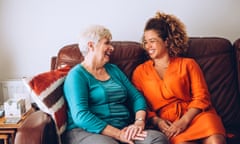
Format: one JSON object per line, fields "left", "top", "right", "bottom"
{"left": 0, "top": 108, "right": 34, "bottom": 144}
{"left": 0, "top": 134, "right": 9, "bottom": 144}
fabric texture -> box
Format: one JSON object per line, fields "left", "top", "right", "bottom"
{"left": 63, "top": 63, "right": 147, "bottom": 133}
{"left": 132, "top": 57, "right": 226, "bottom": 144}
{"left": 22, "top": 66, "right": 71, "bottom": 135}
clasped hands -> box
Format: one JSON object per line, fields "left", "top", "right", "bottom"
{"left": 158, "top": 118, "right": 188, "bottom": 139}
{"left": 119, "top": 123, "right": 147, "bottom": 144}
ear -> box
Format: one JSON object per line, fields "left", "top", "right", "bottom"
{"left": 87, "top": 41, "right": 95, "bottom": 51}
{"left": 164, "top": 38, "right": 169, "bottom": 46}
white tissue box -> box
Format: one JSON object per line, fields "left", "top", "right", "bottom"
{"left": 4, "top": 98, "right": 26, "bottom": 118}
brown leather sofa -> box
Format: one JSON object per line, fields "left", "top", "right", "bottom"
{"left": 15, "top": 37, "right": 240, "bottom": 144}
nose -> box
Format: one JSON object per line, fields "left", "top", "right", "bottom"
{"left": 110, "top": 45, "right": 114, "bottom": 52}
{"left": 144, "top": 42, "right": 151, "bottom": 49}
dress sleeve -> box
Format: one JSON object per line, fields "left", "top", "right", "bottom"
{"left": 187, "top": 59, "right": 212, "bottom": 110}
{"left": 63, "top": 67, "right": 107, "bottom": 133}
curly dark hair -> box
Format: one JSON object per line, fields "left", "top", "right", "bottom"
{"left": 143, "top": 11, "right": 189, "bottom": 57}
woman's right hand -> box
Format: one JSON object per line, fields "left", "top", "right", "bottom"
{"left": 157, "top": 118, "right": 172, "bottom": 135}
{"left": 118, "top": 127, "right": 134, "bottom": 144}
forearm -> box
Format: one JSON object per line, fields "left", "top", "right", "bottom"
{"left": 150, "top": 108, "right": 201, "bottom": 126}
{"left": 180, "top": 107, "right": 201, "bottom": 124}
{"left": 151, "top": 116, "right": 161, "bottom": 127}
{"left": 101, "top": 125, "right": 121, "bottom": 140}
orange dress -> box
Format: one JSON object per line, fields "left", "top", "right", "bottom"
{"left": 132, "top": 57, "right": 225, "bottom": 144}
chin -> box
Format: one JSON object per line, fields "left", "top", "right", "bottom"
{"left": 149, "top": 54, "right": 155, "bottom": 59}
{"left": 104, "top": 58, "right": 110, "bottom": 63}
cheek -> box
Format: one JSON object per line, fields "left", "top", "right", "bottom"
{"left": 156, "top": 44, "right": 167, "bottom": 52}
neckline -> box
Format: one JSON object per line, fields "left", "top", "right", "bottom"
{"left": 150, "top": 58, "right": 173, "bottom": 80}
{"left": 80, "top": 64, "right": 111, "bottom": 81}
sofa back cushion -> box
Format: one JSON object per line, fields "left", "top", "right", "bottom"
{"left": 55, "top": 41, "right": 148, "bottom": 79}
{"left": 110, "top": 41, "right": 148, "bottom": 78}
{"left": 233, "top": 38, "right": 240, "bottom": 92}
{"left": 187, "top": 37, "right": 240, "bottom": 132}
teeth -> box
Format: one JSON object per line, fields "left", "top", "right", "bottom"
{"left": 149, "top": 50, "right": 154, "bottom": 54}
{"left": 105, "top": 52, "right": 111, "bottom": 56}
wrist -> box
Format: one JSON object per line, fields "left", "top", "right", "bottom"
{"left": 135, "top": 117, "right": 145, "bottom": 122}
{"left": 115, "top": 130, "right": 121, "bottom": 140}
{"left": 152, "top": 117, "right": 162, "bottom": 126}
{"left": 134, "top": 118, "right": 146, "bottom": 130}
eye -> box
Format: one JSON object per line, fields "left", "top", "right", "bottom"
{"left": 105, "top": 40, "right": 111, "bottom": 45}
{"left": 150, "top": 39, "right": 157, "bottom": 44}
{"left": 143, "top": 41, "right": 147, "bottom": 46}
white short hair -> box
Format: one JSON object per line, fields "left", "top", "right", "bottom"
{"left": 78, "top": 25, "right": 112, "bottom": 55}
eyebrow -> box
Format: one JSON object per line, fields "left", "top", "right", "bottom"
{"left": 144, "top": 37, "right": 159, "bottom": 41}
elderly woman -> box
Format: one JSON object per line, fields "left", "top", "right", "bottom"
{"left": 132, "top": 12, "right": 226, "bottom": 144}
{"left": 62, "top": 25, "right": 168, "bottom": 144}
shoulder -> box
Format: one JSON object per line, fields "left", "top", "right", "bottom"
{"left": 105, "top": 63, "right": 125, "bottom": 77}
{"left": 132, "top": 60, "right": 153, "bottom": 79}
{"left": 134, "top": 60, "right": 152, "bottom": 72}
{"left": 173, "top": 57, "right": 198, "bottom": 66}
{"left": 68, "top": 64, "right": 84, "bottom": 75}
{"left": 105, "top": 63, "right": 121, "bottom": 71}
{"left": 65, "top": 64, "right": 88, "bottom": 81}
{"left": 105, "top": 63, "right": 118, "bottom": 68}
{"left": 173, "top": 57, "right": 201, "bottom": 72}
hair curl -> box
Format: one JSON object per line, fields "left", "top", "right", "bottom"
{"left": 143, "top": 11, "right": 189, "bottom": 57}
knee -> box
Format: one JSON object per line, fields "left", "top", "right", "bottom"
{"left": 203, "top": 134, "right": 226, "bottom": 144}
{"left": 93, "top": 135, "right": 119, "bottom": 144}
{"left": 211, "top": 138, "right": 226, "bottom": 144}
{"left": 146, "top": 130, "right": 169, "bottom": 144}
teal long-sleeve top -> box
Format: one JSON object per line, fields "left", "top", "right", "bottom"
{"left": 63, "top": 63, "right": 147, "bottom": 133}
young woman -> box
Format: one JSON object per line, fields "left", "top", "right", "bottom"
{"left": 132, "top": 12, "right": 226, "bottom": 144}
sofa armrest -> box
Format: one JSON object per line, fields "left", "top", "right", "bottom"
{"left": 51, "top": 56, "right": 57, "bottom": 70}
{"left": 233, "top": 38, "right": 240, "bottom": 93}
{"left": 15, "top": 111, "right": 59, "bottom": 144}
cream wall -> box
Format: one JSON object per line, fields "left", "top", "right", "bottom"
{"left": 0, "top": 0, "right": 240, "bottom": 80}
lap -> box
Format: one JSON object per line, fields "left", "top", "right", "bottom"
{"left": 135, "top": 129, "right": 169, "bottom": 144}
{"left": 62, "top": 128, "right": 119, "bottom": 144}
{"left": 62, "top": 128, "right": 168, "bottom": 144}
